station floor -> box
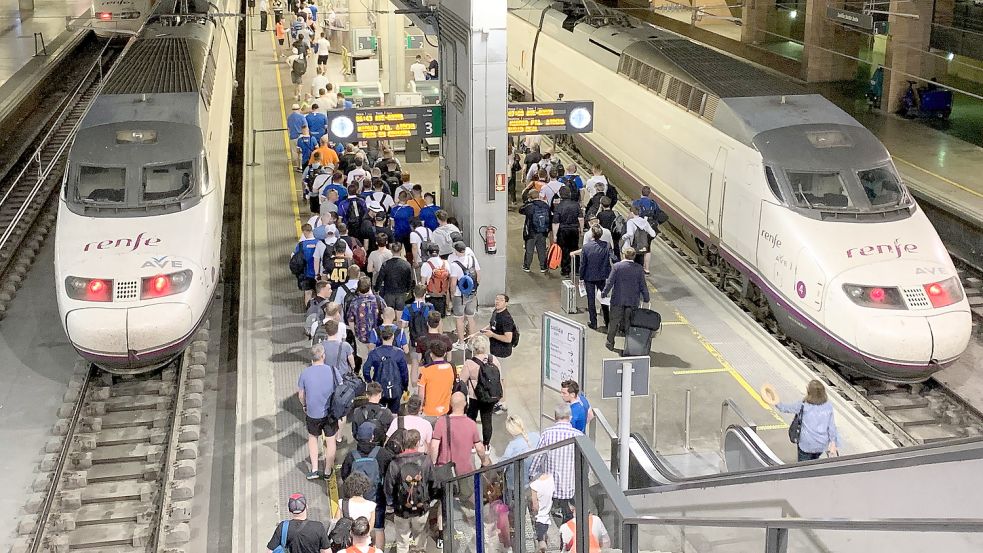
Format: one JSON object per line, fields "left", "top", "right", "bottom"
{"left": 0, "top": 0, "right": 89, "bottom": 88}
{"left": 231, "top": 16, "right": 897, "bottom": 550}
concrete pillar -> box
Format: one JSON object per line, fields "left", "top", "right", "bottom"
{"left": 883, "top": 0, "right": 935, "bottom": 113}
{"left": 802, "top": 0, "right": 862, "bottom": 81}
{"left": 377, "top": 0, "right": 406, "bottom": 97}
{"left": 437, "top": 0, "right": 508, "bottom": 305}
{"left": 741, "top": 0, "right": 775, "bottom": 45}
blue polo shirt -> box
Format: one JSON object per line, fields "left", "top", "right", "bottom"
{"left": 287, "top": 111, "right": 306, "bottom": 139}
{"left": 306, "top": 112, "right": 327, "bottom": 143}
{"left": 297, "top": 135, "right": 318, "bottom": 166}
{"left": 569, "top": 394, "right": 591, "bottom": 433}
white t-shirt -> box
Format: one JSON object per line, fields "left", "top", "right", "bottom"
{"left": 334, "top": 498, "right": 375, "bottom": 525}
{"left": 625, "top": 216, "right": 656, "bottom": 244}
{"left": 367, "top": 191, "right": 394, "bottom": 212}
{"left": 409, "top": 227, "right": 432, "bottom": 249}
{"left": 541, "top": 179, "right": 563, "bottom": 205}
{"left": 316, "top": 37, "right": 330, "bottom": 55}
{"left": 311, "top": 74, "right": 329, "bottom": 98}
{"left": 367, "top": 248, "right": 393, "bottom": 278}
{"left": 410, "top": 62, "right": 427, "bottom": 81}
{"left": 585, "top": 175, "right": 608, "bottom": 197}
{"left": 583, "top": 227, "right": 614, "bottom": 249}
{"left": 347, "top": 167, "right": 368, "bottom": 185}
{"left": 447, "top": 249, "right": 479, "bottom": 298}
{"left": 529, "top": 474, "right": 555, "bottom": 525}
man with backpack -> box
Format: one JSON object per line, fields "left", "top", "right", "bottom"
{"left": 552, "top": 187, "right": 584, "bottom": 278}
{"left": 298, "top": 343, "right": 343, "bottom": 480}
{"left": 362, "top": 330, "right": 409, "bottom": 413}
{"left": 265, "top": 493, "right": 331, "bottom": 553}
{"left": 408, "top": 218, "right": 434, "bottom": 275}
{"left": 481, "top": 293, "right": 517, "bottom": 414}
{"left": 291, "top": 223, "right": 319, "bottom": 306}
{"left": 431, "top": 210, "right": 460, "bottom": 258}
{"left": 385, "top": 395, "right": 432, "bottom": 454}
{"left": 346, "top": 277, "right": 387, "bottom": 357}
{"left": 447, "top": 240, "right": 480, "bottom": 348}
{"left": 559, "top": 162, "right": 584, "bottom": 202}
{"left": 459, "top": 336, "right": 503, "bottom": 448}
{"left": 519, "top": 189, "right": 552, "bottom": 273}
{"left": 337, "top": 184, "right": 367, "bottom": 242}
{"left": 384, "top": 429, "right": 433, "bottom": 553}
{"left": 420, "top": 244, "right": 451, "bottom": 317}
{"left": 340, "top": 421, "right": 396, "bottom": 547}
{"left": 400, "top": 285, "right": 433, "bottom": 383}
{"left": 323, "top": 241, "right": 351, "bottom": 290}
{"left": 375, "top": 242, "right": 414, "bottom": 312}
{"left": 623, "top": 205, "right": 657, "bottom": 274}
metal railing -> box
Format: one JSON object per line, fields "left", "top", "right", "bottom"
{"left": 434, "top": 433, "right": 983, "bottom": 553}
{"left": 246, "top": 127, "right": 289, "bottom": 166}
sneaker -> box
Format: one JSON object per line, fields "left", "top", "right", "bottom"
{"left": 522, "top": 266, "right": 531, "bottom": 273}
{"left": 540, "top": 268, "right": 548, "bottom": 273}
{"left": 493, "top": 403, "right": 507, "bottom": 414}
{"left": 306, "top": 470, "right": 321, "bottom": 480}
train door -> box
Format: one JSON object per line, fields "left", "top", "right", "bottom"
{"left": 707, "top": 147, "right": 727, "bottom": 241}
{"left": 794, "top": 250, "right": 826, "bottom": 312}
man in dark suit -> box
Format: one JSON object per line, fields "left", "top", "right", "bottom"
{"left": 601, "top": 246, "right": 650, "bottom": 351}
{"left": 579, "top": 226, "right": 612, "bottom": 330}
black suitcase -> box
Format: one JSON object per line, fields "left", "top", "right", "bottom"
{"left": 630, "top": 307, "right": 662, "bottom": 331}
{"left": 623, "top": 326, "right": 654, "bottom": 357}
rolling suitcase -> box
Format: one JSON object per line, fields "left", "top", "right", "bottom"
{"left": 623, "top": 307, "right": 661, "bottom": 356}
{"left": 561, "top": 279, "right": 579, "bottom": 314}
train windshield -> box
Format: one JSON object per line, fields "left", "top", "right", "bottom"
{"left": 142, "top": 161, "right": 194, "bottom": 203}
{"left": 858, "top": 166, "right": 905, "bottom": 208}
{"left": 76, "top": 166, "right": 126, "bottom": 203}
{"left": 785, "top": 171, "right": 855, "bottom": 210}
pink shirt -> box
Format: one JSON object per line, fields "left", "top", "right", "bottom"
{"left": 385, "top": 414, "right": 433, "bottom": 453}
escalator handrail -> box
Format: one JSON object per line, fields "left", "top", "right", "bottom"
{"left": 626, "top": 434, "right": 983, "bottom": 495}
{"left": 723, "top": 424, "right": 784, "bottom": 468}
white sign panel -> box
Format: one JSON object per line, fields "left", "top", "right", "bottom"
{"left": 541, "top": 312, "right": 585, "bottom": 392}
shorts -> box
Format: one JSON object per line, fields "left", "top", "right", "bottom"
{"left": 278, "top": 38, "right": 285, "bottom": 46}
{"left": 534, "top": 521, "right": 549, "bottom": 542}
{"left": 297, "top": 276, "right": 317, "bottom": 291}
{"left": 318, "top": 54, "right": 329, "bottom": 65}
{"left": 306, "top": 414, "right": 338, "bottom": 437}
{"left": 452, "top": 294, "right": 477, "bottom": 317}
{"left": 291, "top": 72, "right": 303, "bottom": 85}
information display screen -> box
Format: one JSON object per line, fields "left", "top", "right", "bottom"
{"left": 507, "top": 101, "right": 594, "bottom": 135}
{"left": 328, "top": 105, "right": 444, "bottom": 142}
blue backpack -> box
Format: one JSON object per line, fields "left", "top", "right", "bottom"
{"left": 272, "top": 520, "right": 289, "bottom": 553}
{"left": 351, "top": 447, "right": 382, "bottom": 501}
{"left": 374, "top": 347, "right": 403, "bottom": 399}
{"left": 530, "top": 202, "right": 550, "bottom": 234}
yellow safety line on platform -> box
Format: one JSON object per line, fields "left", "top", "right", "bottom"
{"left": 660, "top": 321, "right": 688, "bottom": 326}
{"left": 672, "top": 368, "right": 730, "bottom": 375}
{"left": 673, "top": 310, "right": 786, "bottom": 424}
{"left": 269, "top": 30, "right": 303, "bottom": 239}
{"left": 756, "top": 423, "right": 789, "bottom": 431}
{"left": 894, "top": 156, "right": 983, "bottom": 200}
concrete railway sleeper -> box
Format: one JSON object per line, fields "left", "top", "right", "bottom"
{"left": 552, "top": 137, "right": 983, "bottom": 449}
{"left": 11, "top": 322, "right": 213, "bottom": 553}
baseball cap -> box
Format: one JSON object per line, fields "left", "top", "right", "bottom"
{"left": 356, "top": 422, "right": 376, "bottom": 442}
{"left": 287, "top": 493, "right": 307, "bottom": 514}
{"left": 374, "top": 212, "right": 387, "bottom": 222}
{"left": 453, "top": 241, "right": 466, "bottom": 253}
{"left": 291, "top": 103, "right": 300, "bottom": 110}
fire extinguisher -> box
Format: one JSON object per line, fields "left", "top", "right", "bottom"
{"left": 479, "top": 225, "right": 497, "bottom": 255}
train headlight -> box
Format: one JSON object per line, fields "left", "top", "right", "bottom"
{"left": 96, "top": 11, "right": 112, "bottom": 21}
{"left": 923, "top": 276, "right": 963, "bottom": 308}
{"left": 65, "top": 276, "right": 113, "bottom": 302}
{"left": 842, "top": 284, "right": 906, "bottom": 309}
{"left": 141, "top": 270, "right": 193, "bottom": 299}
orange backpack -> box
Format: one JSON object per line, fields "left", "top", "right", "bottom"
{"left": 426, "top": 260, "right": 451, "bottom": 294}
{"left": 546, "top": 243, "right": 562, "bottom": 270}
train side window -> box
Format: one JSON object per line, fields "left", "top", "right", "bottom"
{"left": 765, "top": 166, "right": 785, "bottom": 203}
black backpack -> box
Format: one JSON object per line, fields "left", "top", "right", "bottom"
{"left": 342, "top": 197, "right": 366, "bottom": 238}
{"left": 386, "top": 416, "right": 406, "bottom": 456}
{"left": 471, "top": 356, "right": 503, "bottom": 404}
{"left": 406, "top": 302, "right": 431, "bottom": 345}
{"left": 351, "top": 402, "right": 392, "bottom": 444}
{"left": 530, "top": 202, "right": 550, "bottom": 234}
{"left": 393, "top": 457, "right": 429, "bottom": 517}
{"left": 560, "top": 175, "right": 580, "bottom": 203}
{"left": 289, "top": 249, "right": 306, "bottom": 276}
{"left": 291, "top": 55, "right": 307, "bottom": 76}
{"left": 510, "top": 326, "right": 520, "bottom": 347}
{"left": 327, "top": 500, "right": 354, "bottom": 551}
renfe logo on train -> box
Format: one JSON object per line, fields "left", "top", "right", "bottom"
{"left": 846, "top": 238, "right": 917, "bottom": 259}
{"left": 83, "top": 232, "right": 161, "bottom": 252}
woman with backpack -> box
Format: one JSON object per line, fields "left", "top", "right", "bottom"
{"left": 329, "top": 471, "right": 377, "bottom": 551}
{"left": 459, "top": 336, "right": 504, "bottom": 449}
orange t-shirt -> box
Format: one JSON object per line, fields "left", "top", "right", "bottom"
{"left": 275, "top": 23, "right": 285, "bottom": 40}
{"left": 310, "top": 146, "right": 340, "bottom": 167}
{"left": 419, "top": 361, "right": 455, "bottom": 417}
{"left": 407, "top": 197, "right": 426, "bottom": 217}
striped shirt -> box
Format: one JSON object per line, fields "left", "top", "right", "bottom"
{"left": 531, "top": 421, "right": 582, "bottom": 499}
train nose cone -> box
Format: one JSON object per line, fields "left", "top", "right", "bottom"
{"left": 927, "top": 311, "right": 972, "bottom": 363}
{"left": 66, "top": 303, "right": 193, "bottom": 360}
{"left": 854, "top": 314, "right": 932, "bottom": 365}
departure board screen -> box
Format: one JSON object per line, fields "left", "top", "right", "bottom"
{"left": 328, "top": 105, "right": 444, "bottom": 142}
{"left": 507, "top": 101, "right": 594, "bottom": 135}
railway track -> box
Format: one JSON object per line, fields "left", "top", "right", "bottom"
{"left": 553, "top": 138, "right": 983, "bottom": 449}
{"left": 0, "top": 39, "right": 125, "bottom": 317}
{"left": 12, "top": 338, "right": 211, "bottom": 553}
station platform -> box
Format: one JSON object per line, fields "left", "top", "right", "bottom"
{"left": 231, "top": 15, "right": 900, "bottom": 550}
{"left": 0, "top": 0, "right": 91, "bottom": 118}
{"left": 0, "top": 240, "right": 78, "bottom": 551}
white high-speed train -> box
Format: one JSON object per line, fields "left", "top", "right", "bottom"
{"left": 55, "top": 0, "right": 238, "bottom": 372}
{"left": 92, "top": 0, "right": 156, "bottom": 37}
{"left": 507, "top": 1, "right": 971, "bottom": 382}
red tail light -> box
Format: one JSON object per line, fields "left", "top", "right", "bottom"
{"left": 868, "top": 287, "right": 886, "bottom": 303}
{"left": 923, "top": 276, "right": 963, "bottom": 308}
{"left": 65, "top": 276, "right": 113, "bottom": 302}
{"left": 97, "top": 11, "right": 113, "bottom": 21}
{"left": 141, "top": 270, "right": 193, "bottom": 299}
